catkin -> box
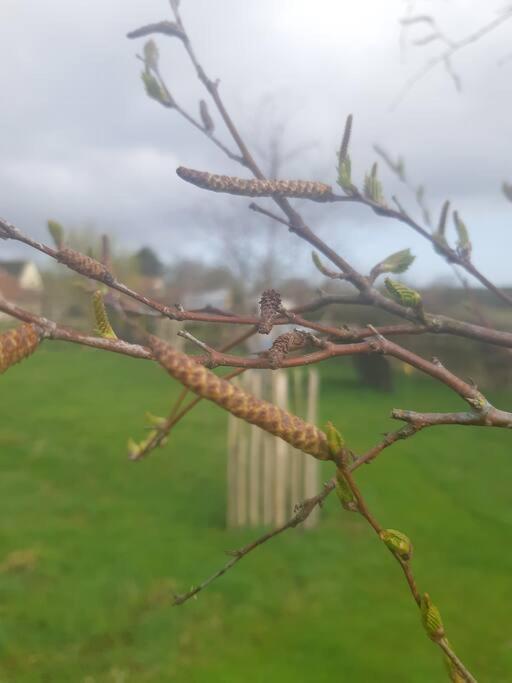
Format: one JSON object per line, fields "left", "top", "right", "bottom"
{"left": 147, "top": 335, "right": 331, "bottom": 460}
{"left": 0, "top": 324, "right": 41, "bottom": 374}
{"left": 56, "top": 248, "right": 114, "bottom": 285}
{"left": 176, "top": 167, "right": 333, "bottom": 201}
{"left": 92, "top": 291, "right": 117, "bottom": 339}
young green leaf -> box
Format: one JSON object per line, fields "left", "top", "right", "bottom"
{"left": 370, "top": 248, "right": 415, "bottom": 280}
{"left": 325, "top": 421, "right": 344, "bottom": 456}
{"left": 363, "top": 162, "right": 385, "bottom": 204}
{"left": 143, "top": 39, "right": 159, "bottom": 71}
{"left": 453, "top": 211, "right": 471, "bottom": 260}
{"left": 47, "top": 220, "right": 64, "bottom": 249}
{"left": 334, "top": 468, "right": 357, "bottom": 511}
{"left": 141, "top": 71, "right": 170, "bottom": 106}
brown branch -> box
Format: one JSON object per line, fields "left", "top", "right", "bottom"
{"left": 337, "top": 457, "right": 476, "bottom": 682}
{"left": 172, "top": 478, "right": 336, "bottom": 605}
{"left": 5, "top": 293, "right": 510, "bottom": 436}
{"left": 392, "top": 408, "right": 512, "bottom": 428}
{"left": 0, "top": 297, "right": 151, "bottom": 361}
{"left": 3, "top": 294, "right": 512, "bottom": 437}
{"left": 171, "top": 421, "right": 423, "bottom": 606}
{"left": 167, "top": 4, "right": 386, "bottom": 307}
{"left": 252, "top": 188, "right": 512, "bottom": 309}
{"left": 137, "top": 2, "right": 512, "bottom": 316}
{"left": 147, "top": 62, "right": 245, "bottom": 165}
{"left": 350, "top": 424, "right": 422, "bottom": 469}
{"left": 9, "top": 215, "right": 512, "bottom": 351}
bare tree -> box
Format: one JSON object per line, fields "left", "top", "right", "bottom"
{"left": 395, "top": 2, "right": 512, "bottom": 108}
{"left": 4, "top": 3, "right": 512, "bottom": 681}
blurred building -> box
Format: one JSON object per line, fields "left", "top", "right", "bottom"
{"left": 0, "top": 260, "right": 43, "bottom": 319}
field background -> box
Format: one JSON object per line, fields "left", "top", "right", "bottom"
{"left": 1, "top": 345, "right": 511, "bottom": 682}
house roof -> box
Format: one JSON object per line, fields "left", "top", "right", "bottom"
{"left": 0, "top": 270, "right": 24, "bottom": 299}
{"left": 0, "top": 261, "right": 29, "bottom": 277}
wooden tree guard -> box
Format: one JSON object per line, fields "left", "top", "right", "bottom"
{"left": 226, "top": 368, "right": 320, "bottom": 529}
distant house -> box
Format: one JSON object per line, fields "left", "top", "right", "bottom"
{"left": 0, "top": 260, "right": 43, "bottom": 318}
{"left": 181, "top": 287, "right": 233, "bottom": 312}
{"left": 0, "top": 261, "right": 43, "bottom": 291}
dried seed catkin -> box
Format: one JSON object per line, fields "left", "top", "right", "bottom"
{"left": 258, "top": 288, "right": 282, "bottom": 334}
{"left": 267, "top": 330, "right": 309, "bottom": 368}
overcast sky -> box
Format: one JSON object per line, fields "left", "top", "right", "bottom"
{"left": 1, "top": 0, "right": 511, "bottom": 286}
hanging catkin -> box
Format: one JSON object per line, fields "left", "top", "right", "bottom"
{"left": 147, "top": 335, "right": 331, "bottom": 460}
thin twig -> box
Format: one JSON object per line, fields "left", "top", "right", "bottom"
{"left": 337, "top": 457, "right": 476, "bottom": 682}
{"left": 172, "top": 478, "right": 336, "bottom": 605}
{"left": 393, "top": 8, "right": 512, "bottom": 108}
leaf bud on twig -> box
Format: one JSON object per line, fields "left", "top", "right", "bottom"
{"left": 47, "top": 220, "right": 64, "bottom": 249}
{"left": 364, "top": 162, "right": 386, "bottom": 205}
{"left": 453, "top": 211, "right": 472, "bottom": 260}
{"left": 334, "top": 467, "right": 358, "bottom": 511}
{"left": 370, "top": 248, "right": 415, "bottom": 281}
{"left": 199, "top": 99, "right": 214, "bottom": 133}
{"left": 379, "top": 528, "right": 413, "bottom": 561}
{"left": 421, "top": 593, "right": 445, "bottom": 642}
{"left": 143, "top": 39, "right": 159, "bottom": 70}
{"left": 384, "top": 278, "right": 422, "bottom": 310}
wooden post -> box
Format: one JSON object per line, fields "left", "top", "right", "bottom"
{"left": 236, "top": 425, "right": 248, "bottom": 527}
{"left": 272, "top": 371, "right": 289, "bottom": 527}
{"left": 289, "top": 368, "right": 304, "bottom": 512}
{"left": 248, "top": 371, "right": 262, "bottom": 526}
{"left": 226, "top": 408, "right": 238, "bottom": 528}
{"left": 226, "top": 366, "right": 320, "bottom": 529}
{"left": 262, "top": 429, "right": 274, "bottom": 526}
{"left": 303, "top": 369, "right": 319, "bottom": 529}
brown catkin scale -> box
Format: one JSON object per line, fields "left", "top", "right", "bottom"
{"left": 147, "top": 335, "right": 331, "bottom": 461}
{"left": 176, "top": 167, "right": 333, "bottom": 201}
{"left": 267, "top": 330, "right": 309, "bottom": 369}
{"left": 0, "top": 324, "right": 41, "bottom": 374}
{"left": 56, "top": 248, "right": 114, "bottom": 285}
{"left": 258, "top": 288, "right": 282, "bottom": 334}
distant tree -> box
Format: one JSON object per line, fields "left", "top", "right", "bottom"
{"left": 134, "top": 246, "right": 164, "bottom": 277}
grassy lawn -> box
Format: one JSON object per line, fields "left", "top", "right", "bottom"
{"left": 1, "top": 344, "right": 511, "bottom": 682}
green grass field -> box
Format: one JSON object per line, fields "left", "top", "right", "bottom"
{"left": 1, "top": 345, "right": 511, "bottom": 682}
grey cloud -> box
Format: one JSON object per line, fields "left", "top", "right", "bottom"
{"left": 1, "top": 0, "right": 511, "bottom": 286}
